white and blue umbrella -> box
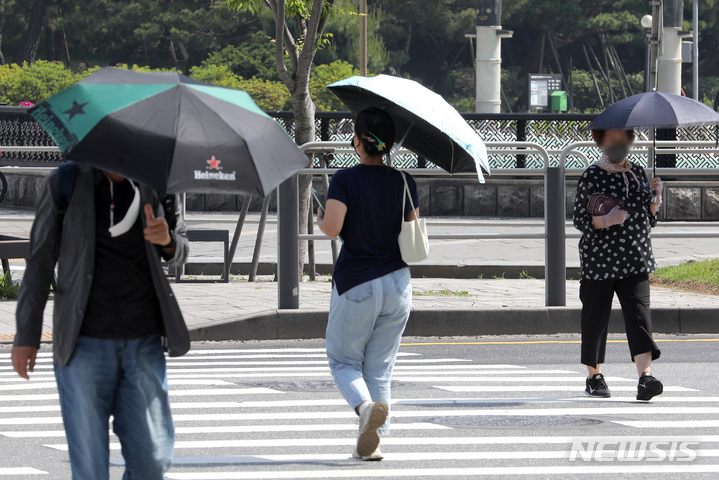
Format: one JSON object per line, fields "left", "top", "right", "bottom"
{"left": 328, "top": 75, "right": 490, "bottom": 182}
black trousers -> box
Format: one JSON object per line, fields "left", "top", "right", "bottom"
{"left": 580, "top": 274, "right": 661, "bottom": 368}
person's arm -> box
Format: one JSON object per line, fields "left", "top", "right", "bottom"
{"left": 144, "top": 195, "right": 188, "bottom": 265}
{"left": 404, "top": 173, "right": 420, "bottom": 221}
{"left": 317, "top": 199, "right": 347, "bottom": 238}
{"left": 649, "top": 176, "right": 662, "bottom": 222}
{"left": 13, "top": 176, "right": 61, "bottom": 379}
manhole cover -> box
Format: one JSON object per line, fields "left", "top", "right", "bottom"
{"left": 245, "top": 380, "right": 412, "bottom": 391}
{"left": 419, "top": 415, "right": 603, "bottom": 429}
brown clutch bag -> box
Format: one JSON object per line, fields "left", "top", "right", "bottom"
{"left": 588, "top": 193, "right": 634, "bottom": 216}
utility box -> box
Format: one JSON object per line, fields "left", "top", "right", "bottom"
{"left": 528, "top": 73, "right": 563, "bottom": 112}
{"left": 551, "top": 91, "right": 568, "bottom": 112}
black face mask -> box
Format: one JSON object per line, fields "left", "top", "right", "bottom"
{"left": 604, "top": 144, "right": 630, "bottom": 164}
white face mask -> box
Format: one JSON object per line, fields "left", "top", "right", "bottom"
{"left": 107, "top": 179, "right": 140, "bottom": 238}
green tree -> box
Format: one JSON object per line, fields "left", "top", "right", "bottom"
{"left": 227, "top": 0, "right": 340, "bottom": 275}
{"left": 190, "top": 63, "right": 290, "bottom": 109}
{"left": 316, "top": 0, "right": 389, "bottom": 73}
{"left": 378, "top": 0, "right": 475, "bottom": 94}
{"left": 201, "top": 31, "right": 280, "bottom": 81}
{"left": 309, "top": 59, "right": 359, "bottom": 111}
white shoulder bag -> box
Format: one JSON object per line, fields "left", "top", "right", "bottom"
{"left": 398, "top": 171, "right": 429, "bottom": 263}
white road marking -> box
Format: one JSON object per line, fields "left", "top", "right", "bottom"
{"left": 614, "top": 420, "right": 719, "bottom": 428}
{"left": 0, "top": 358, "right": 471, "bottom": 371}
{"left": 0, "top": 468, "right": 47, "bottom": 475}
{"left": 44, "top": 434, "right": 719, "bottom": 451}
{"left": 163, "top": 465, "right": 719, "bottom": 479}
{"left": 0, "top": 369, "right": 578, "bottom": 383}
{"left": 0, "top": 364, "right": 525, "bottom": 376}
{"left": 390, "top": 376, "right": 635, "bottom": 383}
{"left": 24, "top": 406, "right": 719, "bottom": 429}
{"left": 116, "top": 448, "right": 719, "bottom": 465}
{"left": 434, "top": 385, "right": 698, "bottom": 392}
{"left": 0, "top": 422, "right": 450, "bottom": 438}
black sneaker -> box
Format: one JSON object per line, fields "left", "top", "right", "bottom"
{"left": 637, "top": 372, "right": 663, "bottom": 401}
{"left": 585, "top": 373, "right": 611, "bottom": 398}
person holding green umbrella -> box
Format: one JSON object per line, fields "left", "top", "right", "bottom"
{"left": 11, "top": 66, "right": 310, "bottom": 479}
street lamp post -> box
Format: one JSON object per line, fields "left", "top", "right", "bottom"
{"left": 641, "top": 15, "right": 652, "bottom": 92}
{"left": 693, "top": 0, "right": 699, "bottom": 100}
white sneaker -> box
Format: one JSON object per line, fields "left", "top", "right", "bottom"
{"left": 355, "top": 402, "right": 388, "bottom": 459}
{"left": 353, "top": 445, "right": 383, "bottom": 461}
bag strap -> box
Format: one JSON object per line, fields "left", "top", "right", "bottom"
{"left": 399, "top": 171, "right": 417, "bottom": 221}
{"left": 56, "top": 161, "right": 78, "bottom": 217}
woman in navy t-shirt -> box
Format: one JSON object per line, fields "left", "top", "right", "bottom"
{"left": 317, "top": 107, "right": 419, "bottom": 461}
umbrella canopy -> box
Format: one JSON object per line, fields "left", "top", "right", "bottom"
{"left": 328, "top": 75, "right": 489, "bottom": 181}
{"left": 589, "top": 91, "right": 719, "bottom": 130}
{"left": 29, "top": 67, "right": 308, "bottom": 196}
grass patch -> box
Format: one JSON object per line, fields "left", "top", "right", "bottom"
{"left": 651, "top": 259, "right": 719, "bottom": 295}
{"left": 413, "top": 289, "right": 471, "bottom": 297}
{"left": 0, "top": 271, "right": 18, "bottom": 300}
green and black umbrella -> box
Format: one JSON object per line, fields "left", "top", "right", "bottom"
{"left": 30, "top": 67, "right": 308, "bottom": 196}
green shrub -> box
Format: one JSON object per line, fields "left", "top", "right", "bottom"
{"left": 309, "top": 60, "right": 360, "bottom": 111}
{"left": 0, "top": 271, "right": 18, "bottom": 300}
{"left": 0, "top": 61, "right": 80, "bottom": 105}
{"left": 189, "top": 64, "right": 290, "bottom": 110}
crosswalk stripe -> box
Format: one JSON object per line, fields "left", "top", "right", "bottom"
{"left": 20, "top": 406, "right": 719, "bottom": 429}
{"left": 0, "top": 394, "right": 714, "bottom": 414}
{"left": 0, "top": 370, "right": 580, "bottom": 382}
{"left": 0, "top": 358, "right": 471, "bottom": 370}
{"left": 5, "top": 353, "right": 418, "bottom": 363}
{"left": 434, "top": 385, "right": 698, "bottom": 392}
{"left": 44, "top": 434, "right": 719, "bottom": 451}
{"left": 613, "top": 420, "right": 719, "bottom": 428}
{"left": 0, "top": 468, "right": 47, "bottom": 476}
{"left": 115, "top": 448, "right": 719, "bottom": 465}
{"left": 0, "top": 364, "right": 525, "bottom": 376}
{"left": 0, "top": 423, "right": 451, "bottom": 438}
{"left": 163, "top": 465, "right": 719, "bottom": 479}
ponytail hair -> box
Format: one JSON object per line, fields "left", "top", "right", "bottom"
{"left": 354, "top": 107, "right": 396, "bottom": 158}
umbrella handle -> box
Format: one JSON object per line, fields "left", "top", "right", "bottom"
{"left": 389, "top": 121, "right": 415, "bottom": 166}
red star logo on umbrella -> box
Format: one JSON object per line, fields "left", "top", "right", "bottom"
{"left": 207, "top": 156, "right": 221, "bottom": 170}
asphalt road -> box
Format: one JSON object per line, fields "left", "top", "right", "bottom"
{"left": 0, "top": 333, "right": 718, "bottom": 479}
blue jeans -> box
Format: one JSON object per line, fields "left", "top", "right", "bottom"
{"left": 326, "top": 268, "right": 412, "bottom": 435}
{"left": 54, "top": 335, "right": 174, "bottom": 480}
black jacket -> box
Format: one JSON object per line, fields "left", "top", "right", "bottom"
{"left": 15, "top": 163, "right": 190, "bottom": 366}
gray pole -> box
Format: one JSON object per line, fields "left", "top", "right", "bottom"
{"left": 249, "top": 195, "right": 271, "bottom": 282}
{"left": 693, "top": 0, "right": 699, "bottom": 100}
{"left": 277, "top": 175, "right": 300, "bottom": 309}
{"left": 648, "top": 0, "right": 661, "bottom": 92}
{"left": 359, "top": 0, "right": 368, "bottom": 76}
{"left": 545, "top": 166, "right": 566, "bottom": 307}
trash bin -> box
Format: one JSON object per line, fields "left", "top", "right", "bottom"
{"left": 551, "top": 91, "right": 568, "bottom": 112}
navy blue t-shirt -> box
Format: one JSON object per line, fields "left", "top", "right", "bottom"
{"left": 327, "top": 164, "right": 419, "bottom": 295}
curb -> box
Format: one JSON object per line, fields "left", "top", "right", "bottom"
{"left": 187, "top": 306, "right": 719, "bottom": 342}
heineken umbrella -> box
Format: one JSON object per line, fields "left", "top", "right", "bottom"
{"left": 30, "top": 67, "right": 308, "bottom": 196}
{"left": 327, "top": 75, "right": 490, "bottom": 181}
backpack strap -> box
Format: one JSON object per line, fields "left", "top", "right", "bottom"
{"left": 56, "top": 161, "right": 78, "bottom": 219}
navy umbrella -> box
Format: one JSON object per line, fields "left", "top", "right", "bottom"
{"left": 589, "top": 91, "right": 719, "bottom": 177}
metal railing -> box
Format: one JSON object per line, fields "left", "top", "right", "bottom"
{"left": 277, "top": 141, "right": 570, "bottom": 309}
{"left": 5, "top": 142, "right": 719, "bottom": 309}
